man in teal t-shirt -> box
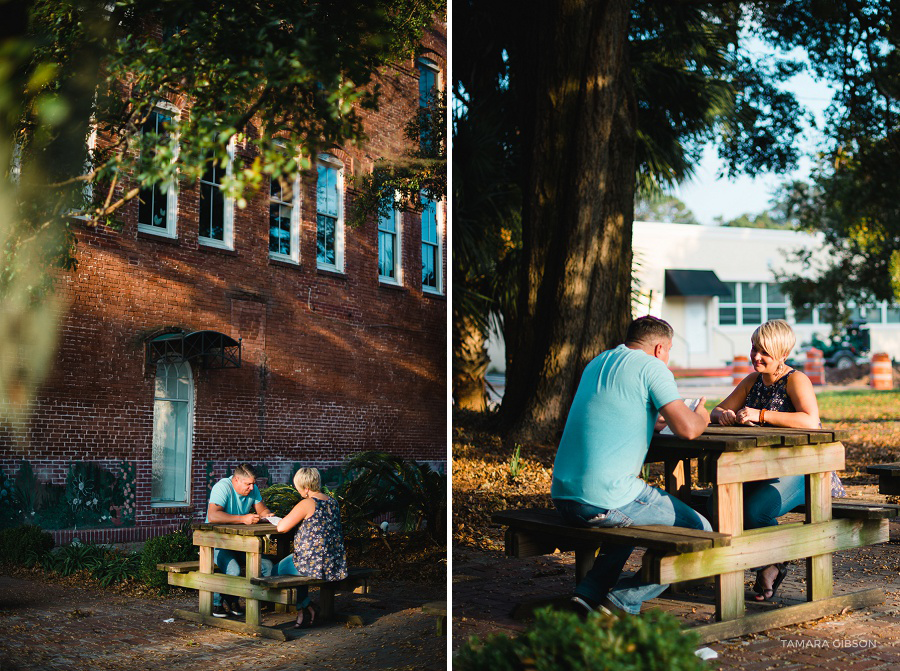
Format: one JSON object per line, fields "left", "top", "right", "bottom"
{"left": 551, "top": 316, "right": 712, "bottom": 616}
{"left": 205, "top": 463, "right": 275, "bottom": 618}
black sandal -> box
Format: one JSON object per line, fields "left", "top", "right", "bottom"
{"left": 753, "top": 563, "right": 788, "bottom": 602}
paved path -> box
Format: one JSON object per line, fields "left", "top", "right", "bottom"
{"left": 453, "top": 514, "right": 900, "bottom": 669}
{"left": 0, "top": 575, "right": 445, "bottom": 671}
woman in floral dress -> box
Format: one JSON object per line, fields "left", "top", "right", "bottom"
{"left": 711, "top": 319, "right": 845, "bottom": 602}
{"left": 276, "top": 467, "right": 348, "bottom": 627}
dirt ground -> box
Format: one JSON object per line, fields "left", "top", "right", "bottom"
{"left": 0, "top": 574, "right": 446, "bottom": 671}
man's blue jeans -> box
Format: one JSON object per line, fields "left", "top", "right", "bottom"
{"left": 554, "top": 483, "right": 712, "bottom": 615}
{"left": 212, "top": 548, "right": 274, "bottom": 607}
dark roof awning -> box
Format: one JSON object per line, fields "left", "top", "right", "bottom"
{"left": 146, "top": 331, "right": 242, "bottom": 369}
{"left": 664, "top": 269, "right": 731, "bottom": 297}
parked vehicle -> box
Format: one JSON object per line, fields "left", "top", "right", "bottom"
{"left": 803, "top": 321, "right": 871, "bottom": 369}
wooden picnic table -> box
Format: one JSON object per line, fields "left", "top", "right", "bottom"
{"left": 166, "top": 522, "right": 292, "bottom": 639}
{"left": 646, "top": 424, "right": 889, "bottom": 641}
{"left": 162, "top": 522, "right": 377, "bottom": 640}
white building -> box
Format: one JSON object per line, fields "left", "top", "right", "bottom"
{"left": 634, "top": 221, "right": 900, "bottom": 369}
{"left": 486, "top": 222, "right": 900, "bottom": 373}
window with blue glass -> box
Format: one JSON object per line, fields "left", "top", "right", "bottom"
{"left": 418, "top": 58, "right": 439, "bottom": 152}
{"left": 138, "top": 110, "right": 177, "bottom": 236}
{"left": 269, "top": 175, "right": 299, "bottom": 263}
{"left": 151, "top": 362, "right": 192, "bottom": 505}
{"left": 421, "top": 194, "right": 441, "bottom": 292}
{"left": 316, "top": 158, "right": 343, "bottom": 270}
{"left": 378, "top": 199, "right": 401, "bottom": 283}
{"left": 199, "top": 148, "right": 233, "bottom": 248}
{"left": 718, "top": 282, "right": 789, "bottom": 326}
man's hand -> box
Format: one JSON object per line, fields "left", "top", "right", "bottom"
{"left": 659, "top": 396, "right": 710, "bottom": 440}
{"left": 694, "top": 397, "right": 710, "bottom": 425}
{"left": 240, "top": 513, "right": 260, "bottom": 525}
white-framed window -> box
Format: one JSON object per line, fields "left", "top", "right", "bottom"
{"left": 378, "top": 197, "right": 401, "bottom": 284}
{"left": 417, "top": 57, "right": 440, "bottom": 151}
{"left": 316, "top": 155, "right": 344, "bottom": 271}
{"left": 421, "top": 192, "right": 442, "bottom": 293}
{"left": 151, "top": 361, "right": 193, "bottom": 505}
{"left": 138, "top": 107, "right": 179, "bottom": 237}
{"left": 718, "top": 282, "right": 788, "bottom": 326}
{"left": 418, "top": 57, "right": 439, "bottom": 106}
{"left": 269, "top": 173, "right": 300, "bottom": 263}
{"left": 198, "top": 140, "right": 235, "bottom": 249}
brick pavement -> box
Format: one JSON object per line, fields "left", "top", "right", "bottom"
{"left": 0, "top": 575, "right": 445, "bottom": 671}
{"left": 453, "top": 516, "right": 900, "bottom": 670}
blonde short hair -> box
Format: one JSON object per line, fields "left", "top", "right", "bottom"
{"left": 292, "top": 467, "right": 321, "bottom": 493}
{"left": 751, "top": 319, "right": 796, "bottom": 361}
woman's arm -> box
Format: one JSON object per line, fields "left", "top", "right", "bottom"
{"left": 711, "top": 374, "right": 754, "bottom": 425}
{"left": 275, "top": 498, "right": 316, "bottom": 533}
{"left": 758, "top": 371, "right": 820, "bottom": 429}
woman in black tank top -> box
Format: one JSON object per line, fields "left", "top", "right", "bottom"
{"left": 710, "top": 320, "right": 844, "bottom": 602}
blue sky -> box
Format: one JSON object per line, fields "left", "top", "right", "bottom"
{"left": 674, "top": 48, "right": 836, "bottom": 226}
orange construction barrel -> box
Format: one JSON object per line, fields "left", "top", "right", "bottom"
{"left": 731, "top": 355, "right": 751, "bottom": 385}
{"left": 871, "top": 352, "right": 893, "bottom": 390}
{"left": 805, "top": 347, "right": 825, "bottom": 385}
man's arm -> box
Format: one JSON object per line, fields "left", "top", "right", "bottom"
{"left": 254, "top": 500, "right": 274, "bottom": 519}
{"left": 207, "top": 502, "right": 260, "bottom": 525}
{"left": 659, "top": 396, "right": 709, "bottom": 440}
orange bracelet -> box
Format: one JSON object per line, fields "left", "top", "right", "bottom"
{"left": 759, "top": 408, "right": 766, "bottom": 424}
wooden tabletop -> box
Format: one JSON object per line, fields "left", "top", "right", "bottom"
{"left": 191, "top": 522, "right": 278, "bottom": 535}
{"left": 650, "top": 425, "right": 848, "bottom": 453}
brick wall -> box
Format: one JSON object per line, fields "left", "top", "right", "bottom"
{"left": 0, "top": 23, "right": 447, "bottom": 540}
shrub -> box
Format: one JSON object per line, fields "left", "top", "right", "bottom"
{"left": 91, "top": 550, "right": 141, "bottom": 587}
{"left": 454, "top": 607, "right": 704, "bottom": 671}
{"left": 0, "top": 525, "right": 54, "bottom": 565}
{"left": 337, "top": 451, "right": 446, "bottom": 540}
{"left": 261, "top": 483, "right": 302, "bottom": 518}
{"left": 41, "top": 543, "right": 107, "bottom": 576}
{"left": 140, "top": 530, "right": 198, "bottom": 591}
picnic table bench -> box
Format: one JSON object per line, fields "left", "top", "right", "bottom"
{"left": 865, "top": 463, "right": 900, "bottom": 495}
{"left": 493, "top": 425, "right": 894, "bottom": 644}
{"left": 158, "top": 522, "right": 376, "bottom": 641}
{"left": 492, "top": 508, "right": 731, "bottom": 584}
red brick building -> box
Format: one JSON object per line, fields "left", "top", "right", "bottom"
{"left": 0, "top": 24, "right": 446, "bottom": 545}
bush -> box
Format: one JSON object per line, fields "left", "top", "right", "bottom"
{"left": 261, "top": 483, "right": 302, "bottom": 518}
{"left": 40, "top": 542, "right": 107, "bottom": 575}
{"left": 90, "top": 550, "right": 141, "bottom": 586}
{"left": 38, "top": 542, "right": 140, "bottom": 586}
{"left": 454, "top": 607, "right": 704, "bottom": 671}
{"left": 139, "top": 530, "right": 198, "bottom": 591}
{"left": 0, "top": 525, "right": 54, "bottom": 565}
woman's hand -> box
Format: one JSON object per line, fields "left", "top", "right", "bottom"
{"left": 717, "top": 408, "right": 739, "bottom": 425}
{"left": 735, "top": 407, "right": 762, "bottom": 425}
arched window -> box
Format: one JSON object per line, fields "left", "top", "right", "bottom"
{"left": 151, "top": 361, "right": 193, "bottom": 505}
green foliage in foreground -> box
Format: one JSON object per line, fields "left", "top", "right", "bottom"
{"left": 261, "top": 483, "right": 302, "bottom": 518}
{"left": 139, "top": 530, "right": 198, "bottom": 591}
{"left": 454, "top": 607, "right": 703, "bottom": 671}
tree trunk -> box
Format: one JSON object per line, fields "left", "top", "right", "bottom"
{"left": 499, "top": 0, "right": 636, "bottom": 444}
{"left": 452, "top": 313, "right": 490, "bottom": 411}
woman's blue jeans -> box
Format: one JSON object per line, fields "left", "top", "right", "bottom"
{"left": 276, "top": 554, "right": 312, "bottom": 609}
{"left": 212, "top": 549, "right": 274, "bottom": 607}
{"left": 740, "top": 475, "right": 806, "bottom": 530}
{"left": 554, "top": 482, "right": 712, "bottom": 615}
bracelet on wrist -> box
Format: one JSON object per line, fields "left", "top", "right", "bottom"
{"left": 759, "top": 408, "right": 767, "bottom": 424}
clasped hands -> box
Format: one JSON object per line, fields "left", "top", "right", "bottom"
{"left": 717, "top": 407, "right": 761, "bottom": 426}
